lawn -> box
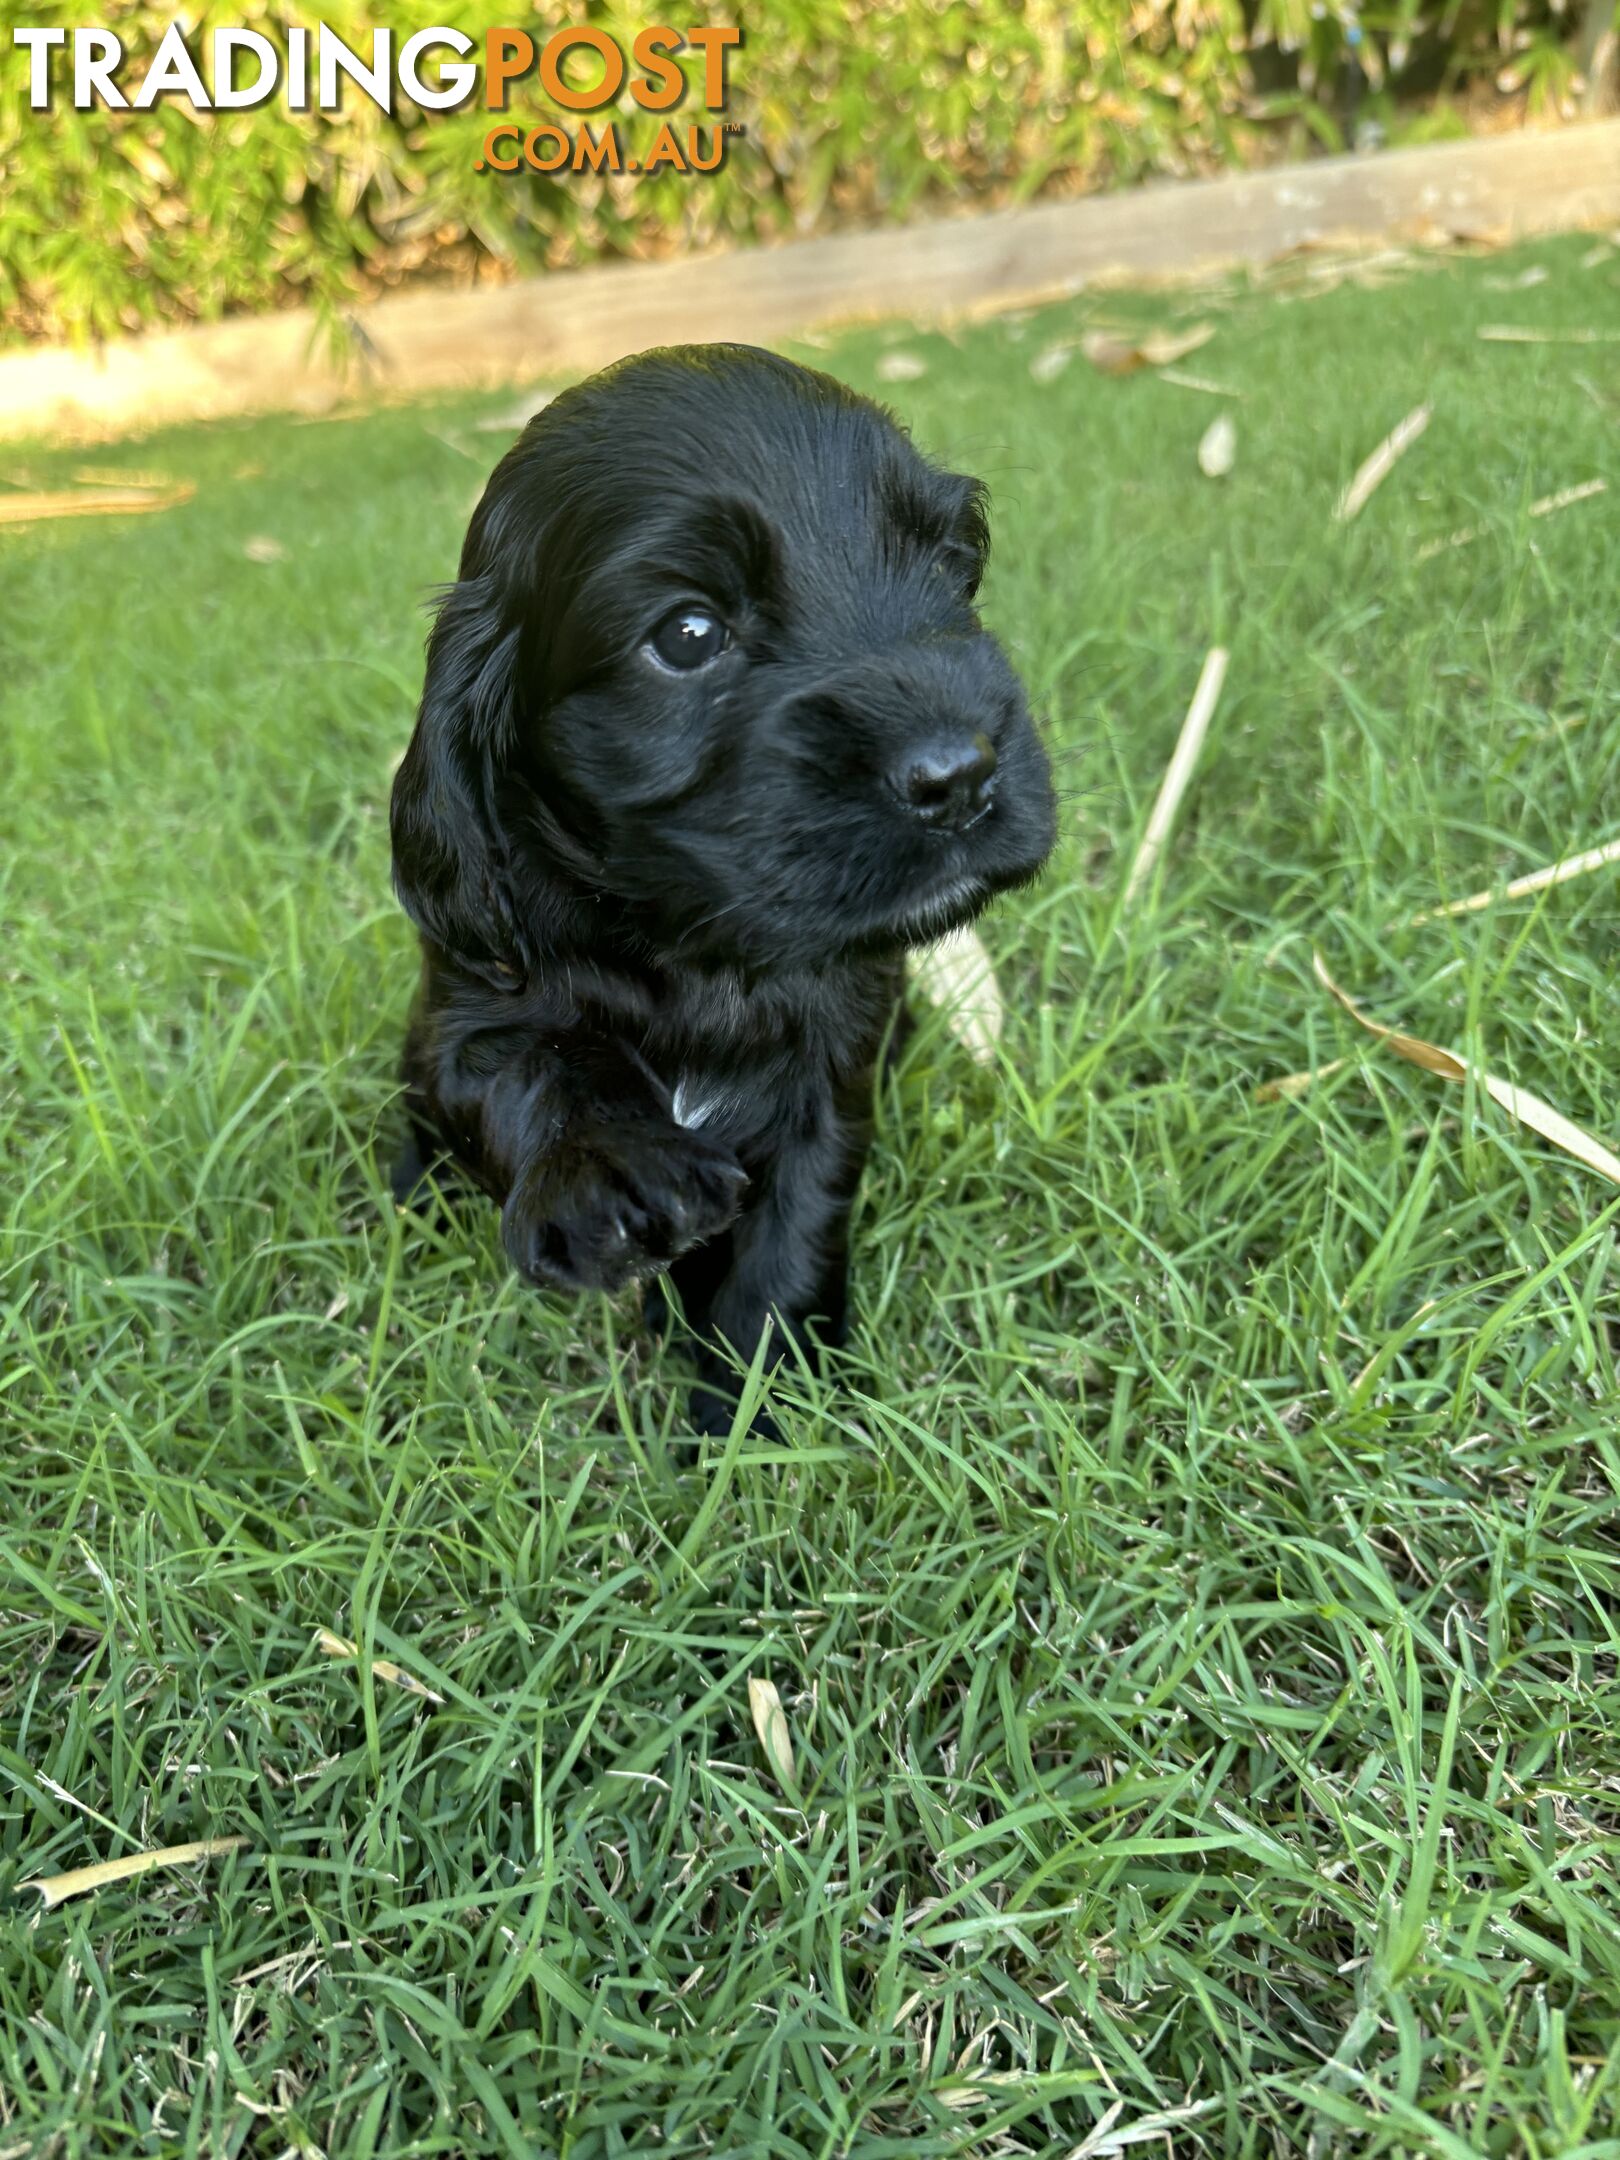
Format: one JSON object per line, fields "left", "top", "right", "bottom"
{"left": 3, "top": 230, "right": 1620, "bottom": 2159}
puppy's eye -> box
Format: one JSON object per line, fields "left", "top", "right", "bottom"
{"left": 934, "top": 549, "right": 983, "bottom": 600}
{"left": 647, "top": 607, "right": 731, "bottom": 672}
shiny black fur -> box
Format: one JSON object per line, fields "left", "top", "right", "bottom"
{"left": 389, "top": 344, "right": 1054, "bottom": 1431}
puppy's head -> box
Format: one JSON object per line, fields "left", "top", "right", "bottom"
{"left": 392, "top": 344, "right": 1055, "bottom": 978}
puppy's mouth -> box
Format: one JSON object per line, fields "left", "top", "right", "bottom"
{"left": 885, "top": 873, "right": 988, "bottom": 947}
{"left": 840, "top": 796, "right": 1057, "bottom": 957}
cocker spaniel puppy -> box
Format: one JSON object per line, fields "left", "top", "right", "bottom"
{"left": 390, "top": 343, "right": 1055, "bottom": 1430}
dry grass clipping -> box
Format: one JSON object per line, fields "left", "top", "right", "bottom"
{"left": 1406, "top": 836, "right": 1620, "bottom": 924}
{"left": 747, "top": 1676, "right": 799, "bottom": 1798}
{"left": 909, "top": 927, "right": 1005, "bottom": 1064}
{"left": 1160, "top": 369, "right": 1242, "bottom": 398}
{"left": 20, "top": 1837, "right": 249, "bottom": 1912}
{"left": 316, "top": 1627, "right": 444, "bottom": 1704}
{"left": 0, "top": 482, "right": 195, "bottom": 528}
{"left": 1415, "top": 478, "right": 1607, "bottom": 561}
{"left": 1255, "top": 1056, "right": 1349, "bottom": 1104}
{"left": 1333, "top": 405, "right": 1431, "bottom": 523}
{"left": 1478, "top": 325, "right": 1620, "bottom": 345}
{"left": 1123, "top": 647, "right": 1230, "bottom": 906}
{"left": 1308, "top": 952, "right": 1620, "bottom": 1188}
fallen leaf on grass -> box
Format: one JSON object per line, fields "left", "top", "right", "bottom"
{"left": 1080, "top": 323, "right": 1215, "bottom": 376}
{"left": 19, "top": 1837, "right": 249, "bottom": 1912}
{"left": 1333, "top": 404, "right": 1431, "bottom": 522}
{"left": 316, "top": 1627, "right": 443, "bottom": 1705}
{"left": 1028, "top": 342, "right": 1074, "bottom": 385}
{"left": 1406, "top": 835, "right": 1620, "bottom": 923}
{"left": 1478, "top": 324, "right": 1620, "bottom": 345}
{"left": 1415, "top": 477, "right": 1606, "bottom": 560}
{"left": 0, "top": 482, "right": 195, "bottom": 528}
{"left": 243, "top": 535, "right": 288, "bottom": 563}
{"left": 1198, "top": 413, "right": 1237, "bottom": 478}
{"left": 1123, "top": 646, "right": 1229, "bottom": 905}
{"left": 909, "top": 927, "right": 1004, "bottom": 1064}
{"left": 1308, "top": 951, "right": 1620, "bottom": 1188}
{"left": 747, "top": 1676, "right": 799, "bottom": 1797}
{"left": 875, "top": 351, "right": 927, "bottom": 383}
{"left": 1393, "top": 217, "right": 1512, "bottom": 252}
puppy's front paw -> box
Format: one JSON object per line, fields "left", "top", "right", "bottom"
{"left": 501, "top": 1125, "right": 748, "bottom": 1294}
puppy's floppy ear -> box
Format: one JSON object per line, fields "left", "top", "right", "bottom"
{"left": 390, "top": 571, "right": 529, "bottom": 988}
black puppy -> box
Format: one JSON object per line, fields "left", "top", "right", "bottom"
{"left": 389, "top": 343, "right": 1054, "bottom": 1430}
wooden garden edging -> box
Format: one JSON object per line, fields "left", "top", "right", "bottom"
{"left": 3, "top": 120, "right": 1617, "bottom": 443}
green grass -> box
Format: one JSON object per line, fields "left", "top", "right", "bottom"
{"left": 3, "top": 230, "right": 1620, "bottom": 2158}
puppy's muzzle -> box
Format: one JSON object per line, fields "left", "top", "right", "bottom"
{"left": 892, "top": 729, "right": 997, "bottom": 833}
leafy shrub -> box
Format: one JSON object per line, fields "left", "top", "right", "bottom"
{"left": 0, "top": 0, "right": 1608, "bottom": 348}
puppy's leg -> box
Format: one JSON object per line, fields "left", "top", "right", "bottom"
{"left": 390, "top": 1119, "right": 466, "bottom": 1211}
{"left": 672, "top": 1124, "right": 865, "bottom": 1436}
{"left": 442, "top": 1033, "right": 749, "bottom": 1295}
{"left": 881, "top": 991, "right": 915, "bottom": 1083}
{"left": 391, "top": 1125, "right": 432, "bottom": 1205}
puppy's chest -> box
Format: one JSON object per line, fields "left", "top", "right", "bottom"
{"left": 662, "top": 1048, "right": 814, "bottom": 1153}
{"left": 635, "top": 961, "right": 896, "bottom": 1151}
{"left": 670, "top": 1073, "right": 747, "bottom": 1138}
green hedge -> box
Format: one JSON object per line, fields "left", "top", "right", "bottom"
{"left": 0, "top": 0, "right": 1607, "bottom": 348}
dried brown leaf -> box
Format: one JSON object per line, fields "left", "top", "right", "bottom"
{"left": 20, "top": 1837, "right": 249, "bottom": 1912}
{"left": 1311, "top": 952, "right": 1620, "bottom": 1187}
{"left": 1080, "top": 323, "right": 1214, "bottom": 377}
{"left": 1393, "top": 218, "right": 1511, "bottom": 252}
{"left": 1139, "top": 323, "right": 1216, "bottom": 367}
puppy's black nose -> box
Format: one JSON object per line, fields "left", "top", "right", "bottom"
{"left": 895, "top": 732, "right": 997, "bottom": 830}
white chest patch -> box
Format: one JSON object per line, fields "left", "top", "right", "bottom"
{"left": 672, "top": 1079, "right": 720, "bottom": 1130}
